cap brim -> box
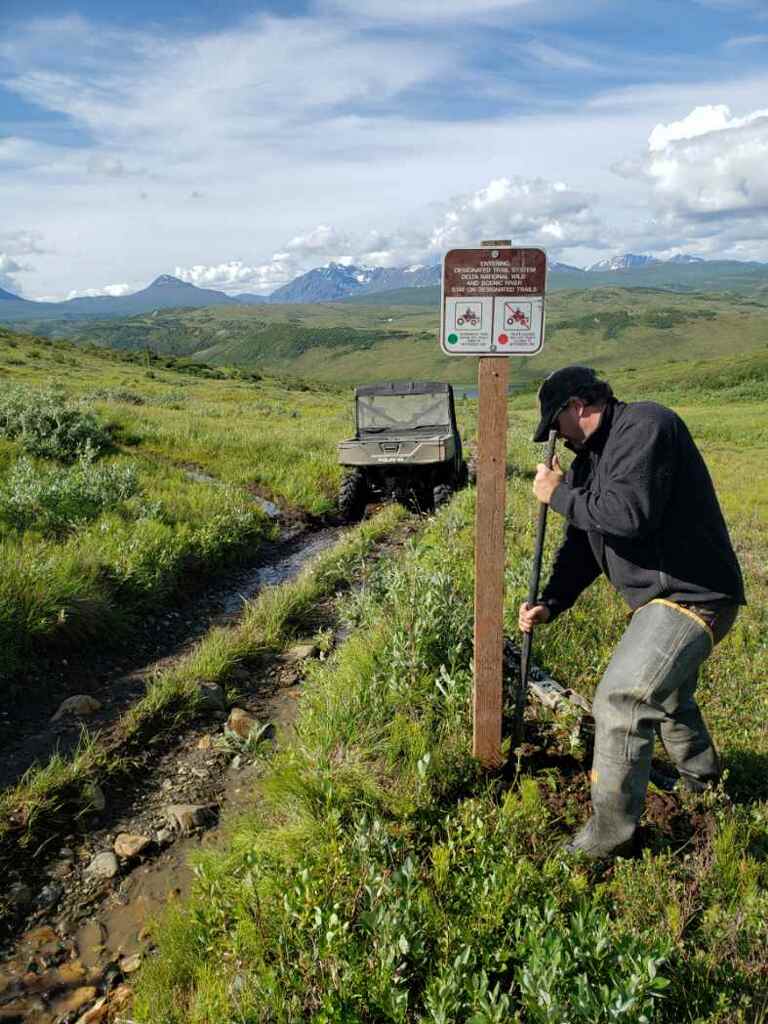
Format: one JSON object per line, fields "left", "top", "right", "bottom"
{"left": 532, "top": 416, "right": 552, "bottom": 443}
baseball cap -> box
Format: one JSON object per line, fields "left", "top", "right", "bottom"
{"left": 533, "top": 365, "right": 602, "bottom": 443}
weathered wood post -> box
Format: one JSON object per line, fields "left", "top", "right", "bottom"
{"left": 440, "top": 241, "right": 547, "bottom": 768}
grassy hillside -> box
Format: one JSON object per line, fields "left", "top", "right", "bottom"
{"left": 0, "top": 326, "right": 349, "bottom": 679}
{"left": 12, "top": 287, "right": 768, "bottom": 388}
{"left": 134, "top": 366, "right": 768, "bottom": 1023}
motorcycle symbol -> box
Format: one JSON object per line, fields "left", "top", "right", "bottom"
{"left": 457, "top": 307, "right": 480, "bottom": 327}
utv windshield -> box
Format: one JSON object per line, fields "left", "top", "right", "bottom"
{"left": 357, "top": 393, "right": 451, "bottom": 433}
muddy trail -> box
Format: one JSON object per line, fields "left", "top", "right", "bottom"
{"left": 0, "top": 499, "right": 411, "bottom": 1023}
{"left": 0, "top": 514, "right": 342, "bottom": 795}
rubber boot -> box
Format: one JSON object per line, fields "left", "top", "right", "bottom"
{"left": 566, "top": 600, "right": 714, "bottom": 860}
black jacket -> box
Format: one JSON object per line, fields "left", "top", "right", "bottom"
{"left": 541, "top": 399, "right": 745, "bottom": 619}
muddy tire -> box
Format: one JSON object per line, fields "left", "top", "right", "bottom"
{"left": 458, "top": 460, "right": 469, "bottom": 489}
{"left": 432, "top": 483, "right": 453, "bottom": 510}
{"left": 338, "top": 470, "right": 368, "bottom": 522}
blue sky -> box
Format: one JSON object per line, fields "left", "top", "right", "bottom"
{"left": 1, "top": 0, "right": 768, "bottom": 298}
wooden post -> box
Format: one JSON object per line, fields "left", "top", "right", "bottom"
{"left": 473, "top": 355, "right": 508, "bottom": 767}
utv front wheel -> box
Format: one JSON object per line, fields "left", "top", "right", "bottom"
{"left": 338, "top": 470, "right": 368, "bottom": 522}
{"left": 432, "top": 483, "right": 453, "bottom": 510}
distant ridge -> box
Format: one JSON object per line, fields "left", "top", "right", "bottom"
{"left": 2, "top": 254, "right": 768, "bottom": 323}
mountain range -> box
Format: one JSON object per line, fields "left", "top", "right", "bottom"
{"left": 1, "top": 254, "right": 767, "bottom": 322}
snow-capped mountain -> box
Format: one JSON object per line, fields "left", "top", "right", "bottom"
{"left": 587, "top": 254, "right": 659, "bottom": 272}
{"left": 269, "top": 262, "right": 441, "bottom": 303}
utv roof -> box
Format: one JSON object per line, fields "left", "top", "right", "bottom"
{"left": 355, "top": 381, "right": 451, "bottom": 397}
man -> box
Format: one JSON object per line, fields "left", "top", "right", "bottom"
{"left": 519, "top": 365, "right": 745, "bottom": 859}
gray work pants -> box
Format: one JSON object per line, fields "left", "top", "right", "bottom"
{"left": 572, "top": 599, "right": 737, "bottom": 858}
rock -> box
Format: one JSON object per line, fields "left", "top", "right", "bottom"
{"left": 110, "top": 984, "right": 133, "bottom": 1010}
{"left": 154, "top": 828, "right": 174, "bottom": 846}
{"left": 120, "top": 953, "right": 142, "bottom": 974}
{"left": 226, "top": 708, "right": 262, "bottom": 740}
{"left": 164, "top": 804, "right": 215, "bottom": 833}
{"left": 56, "top": 961, "right": 88, "bottom": 986}
{"left": 23, "top": 925, "right": 59, "bottom": 947}
{"left": 37, "top": 881, "right": 63, "bottom": 909}
{"left": 84, "top": 782, "right": 106, "bottom": 812}
{"left": 51, "top": 695, "right": 102, "bottom": 722}
{"left": 49, "top": 857, "right": 74, "bottom": 879}
{"left": 51, "top": 985, "right": 98, "bottom": 1016}
{"left": 197, "top": 735, "right": 214, "bottom": 750}
{"left": 114, "top": 833, "right": 151, "bottom": 860}
{"left": 76, "top": 996, "right": 108, "bottom": 1024}
{"left": 229, "top": 667, "right": 251, "bottom": 682}
{"left": 282, "top": 642, "right": 317, "bottom": 663}
{"left": 197, "top": 681, "right": 226, "bottom": 711}
{"left": 85, "top": 852, "right": 120, "bottom": 880}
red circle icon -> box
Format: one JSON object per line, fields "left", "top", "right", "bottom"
{"left": 498, "top": 333, "right": 509, "bottom": 345}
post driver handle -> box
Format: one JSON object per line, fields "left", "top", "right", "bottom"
{"left": 513, "top": 428, "right": 558, "bottom": 747}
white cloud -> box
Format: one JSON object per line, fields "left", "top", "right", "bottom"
{"left": 0, "top": 254, "right": 28, "bottom": 294}
{"left": 643, "top": 105, "right": 768, "bottom": 217}
{"left": 427, "top": 177, "right": 604, "bottom": 253}
{"left": 66, "top": 283, "right": 134, "bottom": 299}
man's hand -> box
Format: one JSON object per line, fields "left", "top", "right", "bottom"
{"left": 533, "top": 454, "right": 564, "bottom": 505}
{"left": 518, "top": 602, "right": 551, "bottom": 634}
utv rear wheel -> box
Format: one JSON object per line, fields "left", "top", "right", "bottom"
{"left": 338, "top": 470, "right": 368, "bottom": 522}
{"left": 432, "top": 483, "right": 452, "bottom": 510}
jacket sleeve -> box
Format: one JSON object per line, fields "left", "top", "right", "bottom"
{"left": 539, "top": 522, "right": 602, "bottom": 621}
{"left": 549, "top": 412, "right": 676, "bottom": 539}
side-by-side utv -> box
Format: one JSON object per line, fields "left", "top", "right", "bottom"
{"left": 336, "top": 381, "right": 468, "bottom": 521}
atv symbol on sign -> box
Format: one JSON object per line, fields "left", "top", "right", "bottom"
{"left": 455, "top": 303, "right": 482, "bottom": 330}
{"left": 505, "top": 303, "right": 531, "bottom": 330}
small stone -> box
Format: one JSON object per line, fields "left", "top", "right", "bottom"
{"left": 226, "top": 708, "right": 261, "bottom": 740}
{"left": 282, "top": 642, "right": 317, "bottom": 663}
{"left": 197, "top": 735, "right": 214, "bottom": 750}
{"left": 163, "top": 804, "right": 215, "bottom": 833}
{"left": 197, "top": 682, "right": 226, "bottom": 711}
{"left": 51, "top": 985, "right": 98, "bottom": 1015}
{"left": 56, "top": 961, "right": 88, "bottom": 986}
{"left": 85, "top": 852, "right": 120, "bottom": 880}
{"left": 154, "top": 828, "right": 174, "bottom": 846}
{"left": 75, "top": 996, "right": 108, "bottom": 1024}
{"left": 37, "top": 881, "right": 63, "bottom": 909}
{"left": 113, "top": 833, "right": 151, "bottom": 859}
{"left": 51, "top": 695, "right": 102, "bottom": 722}
{"left": 120, "top": 953, "right": 142, "bottom": 974}
{"left": 110, "top": 984, "right": 133, "bottom": 1010}
{"left": 23, "top": 925, "right": 59, "bottom": 946}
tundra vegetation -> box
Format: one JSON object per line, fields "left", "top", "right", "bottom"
{"left": 0, "top": 326, "right": 346, "bottom": 679}
{"left": 1, "top": 314, "right": 767, "bottom": 1021}
{"left": 133, "top": 362, "right": 767, "bottom": 1022}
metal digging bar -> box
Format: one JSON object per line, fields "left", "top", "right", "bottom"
{"left": 512, "top": 428, "right": 558, "bottom": 748}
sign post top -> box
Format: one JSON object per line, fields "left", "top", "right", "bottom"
{"left": 440, "top": 246, "right": 547, "bottom": 357}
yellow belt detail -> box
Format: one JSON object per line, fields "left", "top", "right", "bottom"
{"left": 636, "top": 598, "right": 714, "bottom": 650}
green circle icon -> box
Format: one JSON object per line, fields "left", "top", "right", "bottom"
{"left": 447, "top": 333, "right": 459, "bottom": 344}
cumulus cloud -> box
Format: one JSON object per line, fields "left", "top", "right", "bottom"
{"left": 175, "top": 175, "right": 605, "bottom": 293}
{"left": 642, "top": 105, "right": 768, "bottom": 218}
{"left": 426, "top": 177, "right": 604, "bottom": 253}
{"left": 0, "top": 253, "right": 34, "bottom": 294}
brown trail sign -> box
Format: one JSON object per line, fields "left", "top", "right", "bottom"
{"left": 441, "top": 243, "right": 547, "bottom": 767}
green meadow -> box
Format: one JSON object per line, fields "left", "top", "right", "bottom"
{"left": 17, "top": 285, "right": 768, "bottom": 388}
{"left": 0, "top": 326, "right": 348, "bottom": 679}
{"left": 132, "top": 361, "right": 768, "bottom": 1023}
{"left": 1, "top": 299, "right": 767, "bottom": 1021}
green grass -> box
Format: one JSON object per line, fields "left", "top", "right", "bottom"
{"left": 12, "top": 286, "right": 768, "bottom": 388}
{"left": 0, "top": 327, "right": 354, "bottom": 679}
{"left": 133, "top": 390, "right": 768, "bottom": 1023}
{"left": 0, "top": 505, "right": 406, "bottom": 930}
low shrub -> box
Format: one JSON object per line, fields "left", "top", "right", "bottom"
{"left": 0, "top": 452, "right": 139, "bottom": 537}
{"left": 0, "top": 384, "right": 111, "bottom": 462}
